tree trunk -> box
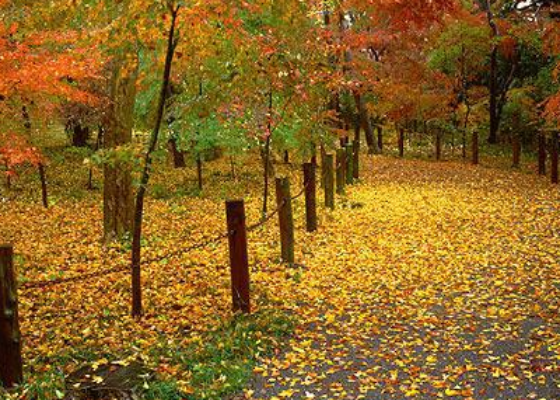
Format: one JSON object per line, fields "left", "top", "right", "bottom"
{"left": 551, "top": 132, "right": 559, "bottom": 184}
{"left": 462, "top": 129, "right": 467, "bottom": 159}
{"left": 262, "top": 90, "right": 274, "bottom": 216}
{"left": 538, "top": 132, "right": 547, "bottom": 175}
{"left": 472, "top": 131, "right": 479, "bottom": 165}
{"left": 168, "top": 138, "right": 186, "bottom": 168}
{"left": 38, "top": 163, "right": 48, "bottom": 208}
{"left": 131, "top": 6, "right": 180, "bottom": 317}
{"left": 512, "top": 136, "right": 521, "bottom": 168}
{"left": 103, "top": 56, "right": 138, "bottom": 242}
{"left": 353, "top": 91, "right": 376, "bottom": 154}
{"left": 488, "top": 47, "right": 500, "bottom": 144}
{"left": 377, "top": 126, "right": 383, "bottom": 153}
{"left": 197, "top": 155, "right": 203, "bottom": 191}
{"left": 435, "top": 131, "right": 442, "bottom": 161}
{"left": 398, "top": 128, "right": 405, "bottom": 158}
{"left": 72, "top": 124, "right": 90, "bottom": 147}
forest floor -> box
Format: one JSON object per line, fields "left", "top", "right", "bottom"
{"left": 0, "top": 145, "right": 559, "bottom": 400}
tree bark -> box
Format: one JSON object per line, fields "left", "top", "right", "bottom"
{"left": 131, "top": 5, "right": 180, "bottom": 317}
{"left": 167, "top": 138, "right": 186, "bottom": 168}
{"left": 512, "top": 136, "right": 521, "bottom": 168}
{"left": 488, "top": 46, "right": 500, "bottom": 144}
{"left": 38, "top": 163, "right": 48, "bottom": 208}
{"left": 472, "top": 131, "right": 479, "bottom": 165}
{"left": 197, "top": 155, "right": 203, "bottom": 191}
{"left": 103, "top": 55, "right": 138, "bottom": 242}
{"left": 551, "top": 132, "right": 559, "bottom": 184}
{"left": 353, "top": 91, "right": 376, "bottom": 154}
{"left": 538, "top": 132, "right": 547, "bottom": 175}
{"left": 71, "top": 124, "right": 90, "bottom": 147}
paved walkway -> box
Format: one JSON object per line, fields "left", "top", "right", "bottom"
{"left": 248, "top": 159, "right": 560, "bottom": 400}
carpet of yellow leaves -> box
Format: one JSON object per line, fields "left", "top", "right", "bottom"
{"left": 0, "top": 153, "right": 559, "bottom": 399}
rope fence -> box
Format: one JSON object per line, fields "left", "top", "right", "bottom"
{"left": 1, "top": 155, "right": 354, "bottom": 387}
{"left": 17, "top": 176, "right": 314, "bottom": 293}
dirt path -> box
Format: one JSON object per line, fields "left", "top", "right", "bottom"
{"left": 248, "top": 158, "right": 560, "bottom": 400}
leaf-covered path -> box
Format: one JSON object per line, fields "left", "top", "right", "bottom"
{"left": 248, "top": 158, "right": 560, "bottom": 400}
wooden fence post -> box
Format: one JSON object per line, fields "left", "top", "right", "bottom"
{"left": 0, "top": 245, "right": 23, "bottom": 388}
{"left": 226, "top": 201, "right": 250, "bottom": 313}
{"left": 345, "top": 144, "right": 354, "bottom": 185}
{"left": 398, "top": 128, "right": 405, "bottom": 158}
{"left": 336, "top": 148, "right": 345, "bottom": 195}
{"left": 512, "top": 136, "right": 521, "bottom": 168}
{"left": 551, "top": 131, "right": 559, "bottom": 184}
{"left": 303, "top": 163, "right": 317, "bottom": 232}
{"left": 352, "top": 140, "right": 360, "bottom": 180}
{"left": 472, "top": 131, "right": 479, "bottom": 165}
{"left": 324, "top": 154, "right": 334, "bottom": 210}
{"left": 538, "top": 132, "right": 547, "bottom": 175}
{"left": 275, "top": 177, "right": 295, "bottom": 264}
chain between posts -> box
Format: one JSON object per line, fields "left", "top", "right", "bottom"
{"left": 18, "top": 179, "right": 311, "bottom": 292}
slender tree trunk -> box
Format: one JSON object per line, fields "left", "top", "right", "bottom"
{"left": 262, "top": 90, "right": 273, "bottom": 217}
{"left": 131, "top": 6, "right": 180, "bottom": 318}
{"left": 435, "top": 131, "right": 442, "bottom": 161}
{"left": 38, "top": 163, "right": 48, "bottom": 208}
{"left": 512, "top": 135, "right": 521, "bottom": 168}
{"left": 398, "top": 127, "right": 405, "bottom": 158}
{"left": 197, "top": 155, "right": 203, "bottom": 191}
{"left": 230, "top": 155, "right": 237, "bottom": 180}
{"left": 538, "top": 132, "right": 547, "bottom": 175}
{"left": 472, "top": 131, "right": 479, "bottom": 165}
{"left": 488, "top": 46, "right": 500, "bottom": 144}
{"left": 551, "top": 132, "right": 559, "bottom": 184}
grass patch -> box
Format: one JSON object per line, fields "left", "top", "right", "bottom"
{"left": 148, "top": 308, "right": 295, "bottom": 400}
{"left": 5, "top": 308, "right": 294, "bottom": 400}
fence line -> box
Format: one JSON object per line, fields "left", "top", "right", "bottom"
{"left": 18, "top": 179, "right": 312, "bottom": 293}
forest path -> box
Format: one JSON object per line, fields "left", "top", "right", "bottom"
{"left": 247, "top": 157, "right": 560, "bottom": 400}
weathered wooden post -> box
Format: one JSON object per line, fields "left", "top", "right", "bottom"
{"left": 0, "top": 245, "right": 23, "bottom": 388}
{"left": 275, "top": 177, "right": 294, "bottom": 264}
{"left": 303, "top": 163, "right": 317, "bottom": 232}
{"left": 336, "top": 148, "right": 345, "bottom": 195}
{"left": 352, "top": 140, "right": 360, "bottom": 180}
{"left": 551, "top": 131, "right": 559, "bottom": 184}
{"left": 472, "top": 131, "right": 479, "bottom": 165}
{"left": 398, "top": 128, "right": 405, "bottom": 158}
{"left": 226, "top": 201, "right": 250, "bottom": 313}
{"left": 538, "top": 132, "right": 547, "bottom": 175}
{"left": 345, "top": 144, "right": 354, "bottom": 185}
{"left": 512, "top": 136, "right": 521, "bottom": 168}
{"left": 324, "top": 154, "right": 334, "bottom": 210}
